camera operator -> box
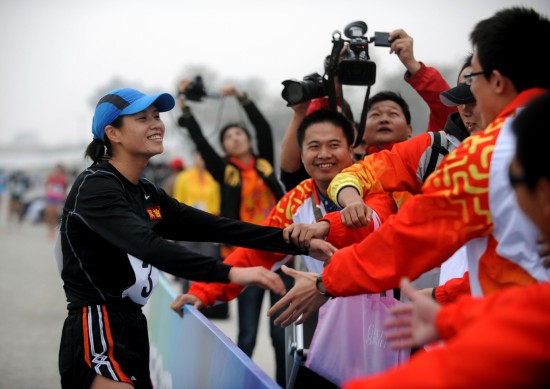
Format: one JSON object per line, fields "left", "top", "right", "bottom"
{"left": 176, "top": 80, "right": 291, "bottom": 386}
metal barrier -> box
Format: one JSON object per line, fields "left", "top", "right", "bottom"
{"left": 284, "top": 256, "right": 320, "bottom": 389}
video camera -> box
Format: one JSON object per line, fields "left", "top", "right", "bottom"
{"left": 281, "top": 21, "right": 390, "bottom": 106}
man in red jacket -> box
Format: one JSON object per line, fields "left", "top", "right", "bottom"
{"left": 343, "top": 90, "right": 550, "bottom": 389}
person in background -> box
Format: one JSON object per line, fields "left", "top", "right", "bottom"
{"left": 44, "top": 163, "right": 68, "bottom": 240}
{"left": 161, "top": 157, "right": 185, "bottom": 197}
{"left": 7, "top": 169, "right": 31, "bottom": 226}
{"left": 177, "top": 81, "right": 291, "bottom": 386}
{"left": 344, "top": 90, "right": 550, "bottom": 389}
{"left": 0, "top": 168, "right": 7, "bottom": 222}
{"left": 57, "top": 86, "right": 334, "bottom": 389}
{"left": 172, "top": 150, "right": 225, "bottom": 317}
{"left": 173, "top": 151, "right": 220, "bottom": 217}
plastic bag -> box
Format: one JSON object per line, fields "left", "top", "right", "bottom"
{"left": 305, "top": 291, "right": 411, "bottom": 386}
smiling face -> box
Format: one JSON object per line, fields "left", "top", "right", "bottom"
{"left": 364, "top": 100, "right": 412, "bottom": 147}
{"left": 107, "top": 104, "right": 165, "bottom": 160}
{"left": 300, "top": 121, "right": 354, "bottom": 194}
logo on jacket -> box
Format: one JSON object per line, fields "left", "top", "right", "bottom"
{"left": 146, "top": 206, "right": 162, "bottom": 220}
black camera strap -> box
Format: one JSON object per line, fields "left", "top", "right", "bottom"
{"left": 213, "top": 96, "right": 247, "bottom": 136}
{"left": 327, "top": 34, "right": 370, "bottom": 148}
{"left": 355, "top": 86, "right": 370, "bottom": 148}
{"left": 213, "top": 97, "right": 225, "bottom": 138}
{"left": 327, "top": 37, "right": 344, "bottom": 112}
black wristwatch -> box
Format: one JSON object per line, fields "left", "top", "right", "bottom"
{"left": 316, "top": 275, "right": 332, "bottom": 298}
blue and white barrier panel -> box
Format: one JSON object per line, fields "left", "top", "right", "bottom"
{"left": 145, "top": 275, "right": 280, "bottom": 389}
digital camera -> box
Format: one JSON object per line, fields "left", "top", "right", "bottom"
{"left": 281, "top": 72, "right": 328, "bottom": 107}
{"left": 179, "top": 75, "right": 208, "bottom": 102}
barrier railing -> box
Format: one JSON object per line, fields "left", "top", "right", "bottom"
{"left": 145, "top": 275, "right": 280, "bottom": 389}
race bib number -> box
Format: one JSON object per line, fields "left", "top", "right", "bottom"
{"left": 123, "top": 254, "right": 159, "bottom": 305}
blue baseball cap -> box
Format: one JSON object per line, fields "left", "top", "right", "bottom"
{"left": 92, "top": 88, "right": 175, "bottom": 141}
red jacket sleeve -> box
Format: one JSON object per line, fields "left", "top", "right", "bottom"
{"left": 323, "top": 133, "right": 493, "bottom": 296}
{"left": 327, "top": 133, "right": 433, "bottom": 207}
{"left": 188, "top": 245, "right": 289, "bottom": 306}
{"left": 188, "top": 185, "right": 306, "bottom": 306}
{"left": 343, "top": 282, "right": 550, "bottom": 389}
{"left": 323, "top": 132, "right": 495, "bottom": 296}
{"left": 434, "top": 272, "right": 471, "bottom": 305}
{"left": 320, "top": 192, "right": 398, "bottom": 249}
{"left": 405, "top": 62, "right": 456, "bottom": 133}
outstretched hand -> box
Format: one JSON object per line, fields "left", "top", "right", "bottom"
{"left": 308, "top": 238, "right": 338, "bottom": 261}
{"left": 228, "top": 266, "right": 287, "bottom": 295}
{"left": 267, "top": 265, "right": 329, "bottom": 327}
{"left": 384, "top": 278, "right": 442, "bottom": 349}
{"left": 170, "top": 266, "right": 288, "bottom": 318}
{"left": 170, "top": 293, "right": 204, "bottom": 317}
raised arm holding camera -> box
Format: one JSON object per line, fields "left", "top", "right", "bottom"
{"left": 177, "top": 79, "right": 291, "bottom": 386}
{"left": 389, "top": 28, "right": 457, "bottom": 133}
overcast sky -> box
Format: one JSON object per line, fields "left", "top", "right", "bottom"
{"left": 1, "top": 0, "right": 549, "bottom": 147}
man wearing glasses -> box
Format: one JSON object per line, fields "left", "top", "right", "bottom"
{"left": 341, "top": 91, "right": 550, "bottom": 389}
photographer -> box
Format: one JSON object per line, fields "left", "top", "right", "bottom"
{"left": 389, "top": 28, "right": 457, "bottom": 133}
{"left": 177, "top": 80, "right": 290, "bottom": 386}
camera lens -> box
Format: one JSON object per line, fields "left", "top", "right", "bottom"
{"left": 281, "top": 81, "right": 306, "bottom": 106}
{"left": 281, "top": 73, "right": 328, "bottom": 106}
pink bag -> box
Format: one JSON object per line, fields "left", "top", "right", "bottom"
{"left": 305, "top": 291, "right": 411, "bottom": 386}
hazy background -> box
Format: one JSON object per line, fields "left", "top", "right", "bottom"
{"left": 1, "top": 0, "right": 549, "bottom": 171}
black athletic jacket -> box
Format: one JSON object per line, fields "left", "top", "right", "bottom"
{"left": 57, "top": 162, "right": 304, "bottom": 310}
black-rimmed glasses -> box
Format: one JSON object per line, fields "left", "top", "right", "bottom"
{"left": 463, "top": 71, "right": 489, "bottom": 85}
